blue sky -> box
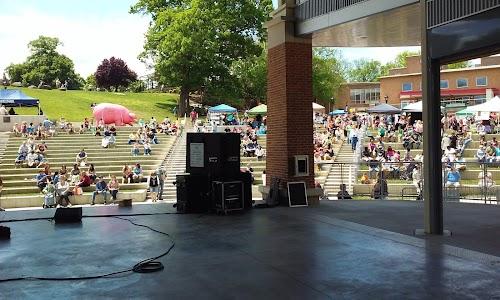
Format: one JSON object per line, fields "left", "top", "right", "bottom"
{"left": 0, "top": 0, "right": 418, "bottom": 78}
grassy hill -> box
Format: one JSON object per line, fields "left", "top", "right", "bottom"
{"left": 11, "top": 88, "right": 178, "bottom": 122}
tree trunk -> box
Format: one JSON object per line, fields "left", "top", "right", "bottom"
{"left": 179, "top": 87, "right": 189, "bottom": 117}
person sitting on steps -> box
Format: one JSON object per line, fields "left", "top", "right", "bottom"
{"left": 108, "top": 175, "right": 120, "bottom": 201}
{"left": 76, "top": 148, "right": 87, "bottom": 166}
{"left": 91, "top": 176, "right": 108, "bottom": 205}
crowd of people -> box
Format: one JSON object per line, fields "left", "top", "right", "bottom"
{"left": 7, "top": 116, "right": 170, "bottom": 208}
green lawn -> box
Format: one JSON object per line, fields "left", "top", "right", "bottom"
{"left": 11, "top": 88, "right": 178, "bottom": 122}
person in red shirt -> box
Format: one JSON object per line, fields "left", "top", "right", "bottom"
{"left": 190, "top": 109, "right": 198, "bottom": 125}
{"left": 76, "top": 171, "right": 92, "bottom": 188}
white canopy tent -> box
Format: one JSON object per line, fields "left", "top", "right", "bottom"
{"left": 402, "top": 101, "right": 444, "bottom": 113}
{"left": 312, "top": 102, "right": 325, "bottom": 114}
{"left": 467, "top": 96, "right": 500, "bottom": 112}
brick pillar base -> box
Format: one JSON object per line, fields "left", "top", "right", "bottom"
{"left": 266, "top": 35, "right": 314, "bottom": 188}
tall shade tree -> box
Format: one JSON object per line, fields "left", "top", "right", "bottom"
{"left": 231, "top": 46, "right": 267, "bottom": 108}
{"left": 131, "top": 0, "right": 273, "bottom": 116}
{"left": 6, "top": 36, "right": 83, "bottom": 89}
{"left": 348, "top": 59, "right": 383, "bottom": 82}
{"left": 94, "top": 57, "right": 138, "bottom": 91}
{"left": 313, "top": 48, "right": 346, "bottom": 104}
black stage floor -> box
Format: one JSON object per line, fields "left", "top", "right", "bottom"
{"left": 1, "top": 201, "right": 499, "bottom": 299}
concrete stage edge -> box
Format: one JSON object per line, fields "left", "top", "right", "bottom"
{"left": 1, "top": 201, "right": 499, "bottom": 299}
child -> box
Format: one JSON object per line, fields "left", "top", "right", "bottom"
{"left": 131, "top": 142, "right": 140, "bottom": 156}
{"left": 143, "top": 141, "right": 152, "bottom": 155}
{"left": 149, "top": 172, "right": 159, "bottom": 202}
{"left": 42, "top": 179, "right": 56, "bottom": 208}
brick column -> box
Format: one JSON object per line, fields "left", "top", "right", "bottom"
{"left": 266, "top": 2, "right": 314, "bottom": 188}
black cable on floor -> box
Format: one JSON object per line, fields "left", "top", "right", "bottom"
{"left": 0, "top": 215, "right": 175, "bottom": 282}
{"left": 0, "top": 211, "right": 178, "bottom": 224}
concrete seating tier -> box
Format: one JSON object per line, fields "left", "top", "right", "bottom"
{"left": 1, "top": 156, "right": 164, "bottom": 166}
{"left": 362, "top": 141, "right": 485, "bottom": 150}
{"left": 0, "top": 182, "right": 148, "bottom": 195}
{"left": 0, "top": 190, "right": 147, "bottom": 209}
{"left": 353, "top": 183, "right": 497, "bottom": 199}
{"left": 0, "top": 127, "right": 175, "bottom": 208}
{"left": 356, "top": 132, "right": 499, "bottom": 200}
{"left": 358, "top": 166, "right": 500, "bottom": 180}
{"left": 0, "top": 168, "right": 161, "bottom": 182}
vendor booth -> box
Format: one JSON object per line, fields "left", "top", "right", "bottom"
{"left": 207, "top": 104, "right": 238, "bottom": 127}
{"left": 247, "top": 104, "right": 267, "bottom": 115}
{"left": 0, "top": 89, "right": 45, "bottom": 131}
{"left": 312, "top": 102, "right": 325, "bottom": 114}
{"left": 367, "top": 103, "right": 401, "bottom": 114}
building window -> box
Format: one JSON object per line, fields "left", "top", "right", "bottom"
{"left": 400, "top": 101, "right": 410, "bottom": 108}
{"left": 440, "top": 80, "right": 449, "bottom": 89}
{"left": 349, "top": 88, "right": 380, "bottom": 104}
{"left": 457, "top": 78, "right": 468, "bottom": 88}
{"left": 402, "top": 82, "right": 412, "bottom": 91}
{"left": 476, "top": 76, "right": 487, "bottom": 86}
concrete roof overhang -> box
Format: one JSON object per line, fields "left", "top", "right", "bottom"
{"left": 297, "top": 1, "right": 421, "bottom": 47}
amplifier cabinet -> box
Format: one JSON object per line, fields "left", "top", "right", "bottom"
{"left": 176, "top": 174, "right": 211, "bottom": 213}
{"left": 212, "top": 181, "right": 244, "bottom": 214}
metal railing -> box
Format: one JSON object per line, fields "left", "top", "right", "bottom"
{"left": 426, "top": 0, "right": 500, "bottom": 29}
{"left": 295, "top": 0, "right": 369, "bottom": 21}
{"left": 317, "top": 160, "right": 499, "bottom": 204}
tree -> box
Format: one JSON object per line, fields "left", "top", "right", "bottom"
{"left": 231, "top": 46, "right": 267, "bottom": 108}
{"left": 131, "top": 0, "right": 273, "bottom": 116}
{"left": 392, "top": 50, "right": 421, "bottom": 68}
{"left": 94, "top": 57, "right": 137, "bottom": 91}
{"left": 348, "top": 59, "right": 383, "bottom": 82}
{"left": 5, "top": 63, "right": 26, "bottom": 83}
{"left": 313, "top": 48, "right": 346, "bottom": 103}
{"left": 5, "top": 36, "right": 82, "bottom": 89}
{"left": 446, "top": 61, "right": 471, "bottom": 69}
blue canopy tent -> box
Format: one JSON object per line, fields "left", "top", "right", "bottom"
{"left": 329, "top": 109, "right": 346, "bottom": 115}
{"left": 208, "top": 104, "right": 237, "bottom": 113}
{"left": 208, "top": 104, "right": 239, "bottom": 126}
{"left": 0, "top": 89, "right": 39, "bottom": 107}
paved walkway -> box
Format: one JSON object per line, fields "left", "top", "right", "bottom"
{"left": 1, "top": 202, "right": 499, "bottom": 299}
{"left": 319, "top": 200, "right": 500, "bottom": 257}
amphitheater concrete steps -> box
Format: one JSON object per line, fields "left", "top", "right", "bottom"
{"left": 162, "top": 131, "right": 187, "bottom": 202}
{"left": 323, "top": 142, "right": 357, "bottom": 198}
{"left": 0, "top": 132, "right": 8, "bottom": 160}
{"left": 0, "top": 127, "right": 175, "bottom": 209}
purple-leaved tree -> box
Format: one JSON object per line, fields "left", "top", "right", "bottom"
{"left": 95, "top": 57, "right": 137, "bottom": 91}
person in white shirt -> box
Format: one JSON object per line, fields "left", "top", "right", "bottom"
{"left": 0, "top": 105, "right": 8, "bottom": 115}
{"left": 412, "top": 164, "right": 423, "bottom": 198}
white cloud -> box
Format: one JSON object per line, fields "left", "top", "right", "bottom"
{"left": 0, "top": 8, "right": 151, "bottom": 78}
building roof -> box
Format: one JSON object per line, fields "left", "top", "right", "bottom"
{"left": 341, "top": 82, "right": 380, "bottom": 86}
{"left": 379, "top": 64, "right": 500, "bottom": 79}
{"left": 399, "top": 88, "right": 499, "bottom": 99}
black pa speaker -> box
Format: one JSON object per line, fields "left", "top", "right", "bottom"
{"left": 0, "top": 226, "right": 11, "bottom": 240}
{"left": 175, "top": 174, "right": 211, "bottom": 213}
{"left": 54, "top": 207, "right": 82, "bottom": 223}
{"left": 186, "top": 133, "right": 241, "bottom": 179}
